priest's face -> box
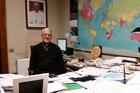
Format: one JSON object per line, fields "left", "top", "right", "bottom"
{"left": 41, "top": 28, "right": 52, "bottom": 43}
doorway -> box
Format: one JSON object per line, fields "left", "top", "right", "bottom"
{"left": 0, "top": 0, "right": 9, "bottom": 73}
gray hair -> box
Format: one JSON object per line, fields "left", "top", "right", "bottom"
{"left": 42, "top": 28, "right": 52, "bottom": 34}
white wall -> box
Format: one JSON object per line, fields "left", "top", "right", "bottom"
{"left": 6, "top": 0, "right": 70, "bottom": 73}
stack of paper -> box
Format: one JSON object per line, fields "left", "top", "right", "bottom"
{"left": 77, "top": 67, "right": 109, "bottom": 76}
{"left": 0, "top": 74, "right": 24, "bottom": 91}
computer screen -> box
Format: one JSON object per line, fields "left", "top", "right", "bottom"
{"left": 57, "top": 38, "right": 67, "bottom": 51}
{"left": 13, "top": 73, "right": 49, "bottom": 93}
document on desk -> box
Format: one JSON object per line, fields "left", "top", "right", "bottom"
{"left": 91, "top": 79, "right": 128, "bottom": 93}
{"left": 0, "top": 78, "right": 13, "bottom": 87}
{"left": 48, "top": 78, "right": 75, "bottom": 93}
{"left": 127, "top": 72, "right": 140, "bottom": 84}
{"left": 126, "top": 72, "right": 140, "bottom": 92}
{"left": 58, "top": 72, "right": 81, "bottom": 79}
{"left": 63, "top": 83, "right": 84, "bottom": 90}
{"left": 0, "top": 74, "right": 24, "bottom": 90}
{"left": 0, "top": 74, "right": 24, "bottom": 79}
{"left": 73, "top": 78, "right": 139, "bottom": 93}
{"left": 58, "top": 88, "right": 88, "bottom": 93}
{"left": 76, "top": 67, "right": 109, "bottom": 76}
{"left": 48, "top": 82, "right": 66, "bottom": 93}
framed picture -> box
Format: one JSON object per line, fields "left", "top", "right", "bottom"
{"left": 25, "top": 0, "right": 47, "bottom": 29}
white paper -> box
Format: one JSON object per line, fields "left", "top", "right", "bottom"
{"left": 0, "top": 74, "right": 24, "bottom": 79}
{"left": 77, "top": 67, "right": 109, "bottom": 76}
{"left": 48, "top": 82, "right": 66, "bottom": 93}
{"left": 0, "top": 87, "right": 5, "bottom": 93}
{"left": 0, "top": 74, "right": 24, "bottom": 87}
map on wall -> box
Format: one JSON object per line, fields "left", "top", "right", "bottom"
{"left": 76, "top": 0, "right": 140, "bottom": 53}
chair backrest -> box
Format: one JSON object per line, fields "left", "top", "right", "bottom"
{"left": 17, "top": 58, "right": 30, "bottom": 76}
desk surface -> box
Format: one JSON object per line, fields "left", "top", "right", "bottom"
{"left": 1, "top": 57, "right": 140, "bottom": 93}
{"left": 0, "top": 70, "right": 139, "bottom": 93}
{"left": 48, "top": 67, "right": 138, "bottom": 93}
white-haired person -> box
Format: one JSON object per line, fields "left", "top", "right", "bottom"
{"left": 29, "top": 28, "right": 66, "bottom": 76}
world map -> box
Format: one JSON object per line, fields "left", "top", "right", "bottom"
{"left": 76, "top": 0, "right": 140, "bottom": 53}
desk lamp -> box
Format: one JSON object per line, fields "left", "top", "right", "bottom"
{"left": 131, "top": 27, "right": 140, "bottom": 52}
{"left": 65, "top": 31, "right": 80, "bottom": 44}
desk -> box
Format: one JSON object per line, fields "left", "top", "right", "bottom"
{"left": 0, "top": 69, "right": 138, "bottom": 93}
{"left": 48, "top": 67, "right": 137, "bottom": 93}
{"left": 48, "top": 56, "right": 138, "bottom": 93}
{"left": 1, "top": 57, "right": 139, "bottom": 93}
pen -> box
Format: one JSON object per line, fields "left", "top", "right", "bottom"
{"left": 48, "top": 80, "right": 54, "bottom": 83}
{"left": 50, "top": 89, "right": 67, "bottom": 93}
{"left": 123, "top": 65, "right": 126, "bottom": 84}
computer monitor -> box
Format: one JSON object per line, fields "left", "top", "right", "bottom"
{"left": 13, "top": 73, "right": 49, "bottom": 93}
{"left": 57, "top": 38, "right": 67, "bottom": 51}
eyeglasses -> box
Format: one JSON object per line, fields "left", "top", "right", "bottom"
{"left": 42, "top": 34, "right": 52, "bottom": 37}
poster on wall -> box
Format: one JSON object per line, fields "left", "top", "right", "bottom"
{"left": 77, "top": 0, "right": 140, "bottom": 55}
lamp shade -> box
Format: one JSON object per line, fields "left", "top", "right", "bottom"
{"left": 65, "top": 31, "right": 78, "bottom": 43}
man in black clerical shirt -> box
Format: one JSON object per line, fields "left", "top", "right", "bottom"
{"left": 29, "top": 28, "right": 66, "bottom": 75}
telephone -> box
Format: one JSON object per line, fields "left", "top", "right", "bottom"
{"left": 86, "top": 58, "right": 103, "bottom": 67}
{"left": 67, "top": 58, "right": 86, "bottom": 68}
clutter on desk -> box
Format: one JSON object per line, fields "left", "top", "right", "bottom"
{"left": 63, "top": 83, "right": 85, "bottom": 90}
{"left": 0, "top": 74, "right": 24, "bottom": 91}
{"left": 69, "top": 75, "right": 95, "bottom": 82}
{"left": 77, "top": 67, "right": 110, "bottom": 76}
{"left": 67, "top": 58, "right": 86, "bottom": 68}
{"left": 1, "top": 56, "right": 139, "bottom": 93}
{"left": 85, "top": 58, "right": 105, "bottom": 67}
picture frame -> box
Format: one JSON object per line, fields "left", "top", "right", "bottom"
{"left": 25, "top": 0, "right": 47, "bottom": 29}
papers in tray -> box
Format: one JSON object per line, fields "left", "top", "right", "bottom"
{"left": 76, "top": 67, "right": 110, "bottom": 76}
{"left": 0, "top": 87, "right": 5, "bottom": 93}
{"left": 0, "top": 74, "right": 24, "bottom": 91}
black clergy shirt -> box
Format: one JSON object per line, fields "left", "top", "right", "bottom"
{"left": 29, "top": 42, "right": 66, "bottom": 75}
